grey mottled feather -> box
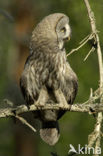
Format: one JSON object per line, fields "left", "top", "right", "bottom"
{"left": 20, "top": 13, "right": 78, "bottom": 145}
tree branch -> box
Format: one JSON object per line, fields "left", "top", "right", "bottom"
{"left": 0, "top": 100, "right": 103, "bottom": 118}
{"left": 83, "top": 0, "right": 103, "bottom": 155}
{"left": 83, "top": 0, "right": 103, "bottom": 88}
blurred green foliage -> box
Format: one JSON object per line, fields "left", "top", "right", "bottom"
{"left": 0, "top": 0, "right": 103, "bottom": 156}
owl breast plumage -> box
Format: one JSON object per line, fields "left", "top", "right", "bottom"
{"left": 20, "top": 43, "right": 78, "bottom": 110}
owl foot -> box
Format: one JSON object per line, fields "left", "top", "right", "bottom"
{"left": 35, "top": 101, "right": 45, "bottom": 107}
{"left": 27, "top": 105, "right": 31, "bottom": 110}
{"left": 54, "top": 89, "right": 71, "bottom": 110}
{"left": 35, "top": 87, "right": 49, "bottom": 108}
{"left": 59, "top": 103, "right": 71, "bottom": 111}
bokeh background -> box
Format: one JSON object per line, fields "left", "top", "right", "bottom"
{"left": 0, "top": 0, "right": 103, "bottom": 156}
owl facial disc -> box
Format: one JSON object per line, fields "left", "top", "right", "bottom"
{"left": 56, "top": 16, "right": 71, "bottom": 51}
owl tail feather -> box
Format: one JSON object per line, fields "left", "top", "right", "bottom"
{"left": 40, "top": 121, "right": 60, "bottom": 146}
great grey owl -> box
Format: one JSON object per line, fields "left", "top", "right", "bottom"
{"left": 20, "top": 13, "right": 78, "bottom": 146}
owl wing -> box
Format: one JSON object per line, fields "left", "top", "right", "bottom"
{"left": 20, "top": 55, "right": 39, "bottom": 105}
{"left": 70, "top": 78, "right": 78, "bottom": 103}
{"left": 57, "top": 62, "right": 78, "bottom": 120}
{"left": 65, "top": 62, "right": 78, "bottom": 104}
{"left": 20, "top": 70, "right": 34, "bottom": 105}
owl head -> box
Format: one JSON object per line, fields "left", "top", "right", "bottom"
{"left": 31, "top": 13, "right": 71, "bottom": 53}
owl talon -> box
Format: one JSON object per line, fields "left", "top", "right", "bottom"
{"left": 59, "top": 103, "right": 71, "bottom": 110}
{"left": 26, "top": 105, "right": 31, "bottom": 110}
{"left": 35, "top": 101, "right": 45, "bottom": 107}
{"left": 35, "top": 87, "right": 49, "bottom": 108}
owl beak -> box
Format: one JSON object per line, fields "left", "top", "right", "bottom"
{"left": 64, "top": 36, "right": 70, "bottom": 41}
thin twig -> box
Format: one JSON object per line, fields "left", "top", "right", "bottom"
{"left": 15, "top": 115, "right": 36, "bottom": 132}
{"left": 67, "top": 33, "right": 93, "bottom": 57}
{"left": 0, "top": 9, "right": 14, "bottom": 22}
{"left": 84, "top": 47, "right": 95, "bottom": 61}
{"left": 79, "top": 34, "right": 90, "bottom": 44}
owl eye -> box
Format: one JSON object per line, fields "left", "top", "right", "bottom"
{"left": 61, "top": 27, "right": 66, "bottom": 33}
